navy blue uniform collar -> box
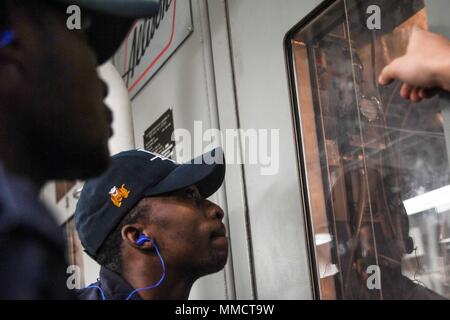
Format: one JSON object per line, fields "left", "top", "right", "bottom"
{"left": 100, "top": 266, "right": 141, "bottom": 300}
{"left": 78, "top": 266, "right": 141, "bottom": 300}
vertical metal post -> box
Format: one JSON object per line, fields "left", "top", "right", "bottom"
{"left": 425, "top": 0, "right": 450, "bottom": 165}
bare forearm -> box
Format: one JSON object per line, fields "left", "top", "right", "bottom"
{"left": 379, "top": 28, "right": 450, "bottom": 101}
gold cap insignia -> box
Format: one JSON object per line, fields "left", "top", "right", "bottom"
{"left": 109, "top": 184, "right": 130, "bottom": 208}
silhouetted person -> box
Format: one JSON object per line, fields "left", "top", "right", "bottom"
{"left": 0, "top": 0, "right": 159, "bottom": 299}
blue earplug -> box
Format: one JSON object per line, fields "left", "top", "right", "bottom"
{"left": 136, "top": 234, "right": 151, "bottom": 246}
{"left": 0, "top": 30, "right": 14, "bottom": 48}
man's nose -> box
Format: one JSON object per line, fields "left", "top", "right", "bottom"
{"left": 205, "top": 200, "right": 224, "bottom": 220}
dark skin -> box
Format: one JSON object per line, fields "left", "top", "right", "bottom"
{"left": 120, "top": 185, "right": 228, "bottom": 300}
{"left": 0, "top": 1, "right": 112, "bottom": 188}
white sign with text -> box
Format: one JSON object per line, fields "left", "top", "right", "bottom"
{"left": 114, "top": 0, "right": 192, "bottom": 99}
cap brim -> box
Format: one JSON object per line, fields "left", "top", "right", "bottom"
{"left": 60, "top": 0, "right": 161, "bottom": 18}
{"left": 144, "top": 148, "right": 226, "bottom": 199}
{"left": 64, "top": 0, "right": 160, "bottom": 64}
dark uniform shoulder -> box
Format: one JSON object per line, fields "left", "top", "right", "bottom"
{"left": 0, "top": 166, "right": 73, "bottom": 299}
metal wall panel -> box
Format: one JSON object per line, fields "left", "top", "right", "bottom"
{"left": 224, "top": 0, "right": 323, "bottom": 299}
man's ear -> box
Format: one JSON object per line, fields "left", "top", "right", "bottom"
{"left": 121, "top": 225, "right": 154, "bottom": 251}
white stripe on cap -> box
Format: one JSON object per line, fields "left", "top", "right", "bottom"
{"left": 137, "top": 149, "right": 177, "bottom": 164}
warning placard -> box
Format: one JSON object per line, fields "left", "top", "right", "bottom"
{"left": 143, "top": 109, "right": 175, "bottom": 158}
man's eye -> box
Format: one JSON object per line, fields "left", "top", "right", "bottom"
{"left": 185, "top": 188, "right": 197, "bottom": 199}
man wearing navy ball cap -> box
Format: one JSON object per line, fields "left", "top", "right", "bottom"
{"left": 75, "top": 148, "right": 229, "bottom": 300}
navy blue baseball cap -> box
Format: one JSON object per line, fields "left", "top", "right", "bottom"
{"left": 50, "top": 0, "right": 161, "bottom": 64}
{"left": 75, "top": 148, "right": 225, "bottom": 258}
{"left": 57, "top": 0, "right": 161, "bottom": 18}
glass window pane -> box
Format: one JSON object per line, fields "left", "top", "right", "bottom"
{"left": 287, "top": 0, "right": 449, "bottom": 299}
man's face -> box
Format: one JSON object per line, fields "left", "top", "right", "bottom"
{"left": 144, "top": 186, "right": 229, "bottom": 277}
{"left": 1, "top": 2, "right": 112, "bottom": 179}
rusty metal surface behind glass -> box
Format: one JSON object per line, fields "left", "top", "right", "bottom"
{"left": 289, "top": 0, "right": 449, "bottom": 299}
